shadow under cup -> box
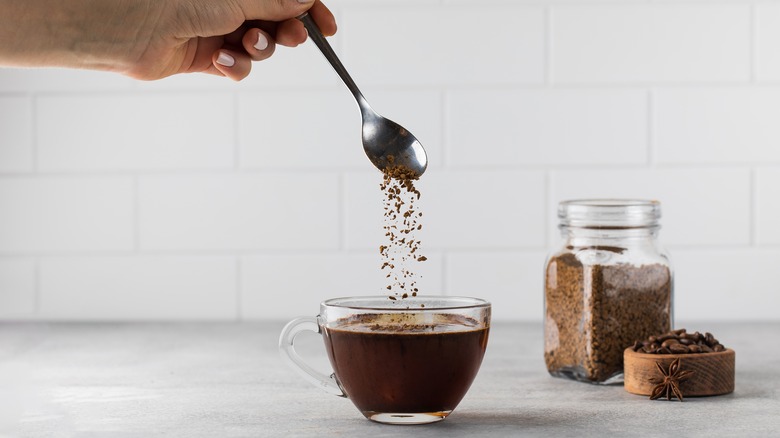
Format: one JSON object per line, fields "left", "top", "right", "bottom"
{"left": 280, "top": 296, "right": 491, "bottom": 425}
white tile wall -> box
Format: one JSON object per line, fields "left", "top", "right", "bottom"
{"left": 38, "top": 256, "right": 236, "bottom": 320}
{"left": 756, "top": 167, "right": 780, "bottom": 245}
{"left": 0, "top": 258, "right": 35, "bottom": 317}
{"left": 0, "top": 96, "right": 32, "bottom": 172}
{"left": 756, "top": 3, "right": 780, "bottom": 82}
{"left": 552, "top": 4, "right": 751, "bottom": 83}
{"left": 448, "top": 90, "right": 647, "bottom": 166}
{"left": 241, "top": 252, "right": 444, "bottom": 320}
{"left": 138, "top": 173, "right": 340, "bottom": 251}
{"left": 341, "top": 6, "right": 546, "bottom": 86}
{"left": 655, "top": 88, "right": 780, "bottom": 164}
{"left": 37, "top": 94, "right": 235, "bottom": 171}
{"left": 550, "top": 168, "right": 752, "bottom": 246}
{"left": 0, "top": 177, "right": 134, "bottom": 253}
{"left": 1, "top": 1, "right": 779, "bottom": 321}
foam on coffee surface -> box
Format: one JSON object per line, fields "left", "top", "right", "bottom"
{"left": 328, "top": 313, "right": 484, "bottom": 334}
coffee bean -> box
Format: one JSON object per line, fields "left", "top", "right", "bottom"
{"left": 631, "top": 328, "right": 726, "bottom": 355}
{"left": 661, "top": 339, "right": 679, "bottom": 348}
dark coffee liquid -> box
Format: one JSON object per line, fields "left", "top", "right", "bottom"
{"left": 323, "top": 314, "right": 489, "bottom": 415}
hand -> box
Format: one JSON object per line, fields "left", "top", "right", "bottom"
{"left": 0, "top": 0, "right": 337, "bottom": 81}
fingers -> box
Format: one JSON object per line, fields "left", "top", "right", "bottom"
{"left": 310, "top": 1, "right": 337, "bottom": 36}
{"left": 237, "top": 0, "right": 318, "bottom": 22}
{"left": 242, "top": 28, "right": 276, "bottom": 61}
{"left": 212, "top": 49, "right": 252, "bottom": 81}
{"left": 274, "top": 1, "right": 336, "bottom": 47}
{"left": 210, "top": 29, "right": 275, "bottom": 81}
{"left": 275, "top": 19, "right": 307, "bottom": 47}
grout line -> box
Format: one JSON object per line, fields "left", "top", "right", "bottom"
{"left": 544, "top": 170, "right": 553, "bottom": 248}
{"left": 441, "top": 90, "right": 450, "bottom": 168}
{"left": 30, "top": 94, "right": 38, "bottom": 172}
{"left": 236, "top": 256, "right": 242, "bottom": 321}
{"left": 440, "top": 251, "right": 448, "bottom": 295}
{"left": 233, "top": 92, "right": 241, "bottom": 170}
{"left": 339, "top": 173, "right": 347, "bottom": 251}
{"left": 33, "top": 257, "right": 41, "bottom": 316}
{"left": 647, "top": 89, "right": 655, "bottom": 166}
{"left": 751, "top": 168, "right": 758, "bottom": 246}
{"left": 133, "top": 175, "right": 141, "bottom": 252}
{"left": 545, "top": 6, "right": 554, "bottom": 86}
{"left": 751, "top": 3, "right": 758, "bottom": 84}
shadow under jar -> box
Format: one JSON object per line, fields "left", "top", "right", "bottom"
{"left": 544, "top": 199, "right": 673, "bottom": 384}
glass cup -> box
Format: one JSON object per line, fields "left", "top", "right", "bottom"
{"left": 279, "top": 295, "right": 491, "bottom": 425}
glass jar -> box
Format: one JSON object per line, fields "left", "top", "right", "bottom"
{"left": 544, "top": 199, "right": 673, "bottom": 384}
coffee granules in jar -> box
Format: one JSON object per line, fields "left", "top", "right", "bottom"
{"left": 544, "top": 200, "right": 673, "bottom": 383}
{"left": 380, "top": 156, "right": 426, "bottom": 300}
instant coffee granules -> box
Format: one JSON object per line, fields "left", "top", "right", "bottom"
{"left": 379, "top": 156, "right": 426, "bottom": 300}
{"left": 544, "top": 200, "right": 673, "bottom": 384}
{"left": 545, "top": 253, "right": 672, "bottom": 382}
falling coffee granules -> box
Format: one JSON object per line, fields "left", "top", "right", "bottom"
{"left": 544, "top": 252, "right": 671, "bottom": 383}
{"left": 380, "top": 156, "right": 426, "bottom": 300}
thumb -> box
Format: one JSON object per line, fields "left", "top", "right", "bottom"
{"left": 235, "top": 0, "right": 316, "bottom": 21}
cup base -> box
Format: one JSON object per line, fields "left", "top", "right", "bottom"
{"left": 364, "top": 411, "right": 451, "bottom": 425}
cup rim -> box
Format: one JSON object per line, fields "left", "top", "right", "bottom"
{"left": 321, "top": 295, "right": 491, "bottom": 311}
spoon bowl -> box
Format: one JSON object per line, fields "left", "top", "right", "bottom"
{"left": 298, "top": 13, "right": 428, "bottom": 177}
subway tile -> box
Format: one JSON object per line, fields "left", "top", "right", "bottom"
{"left": 0, "top": 258, "right": 35, "bottom": 317}
{"left": 757, "top": 3, "right": 780, "bottom": 82}
{"left": 39, "top": 256, "right": 236, "bottom": 320}
{"left": 447, "top": 251, "right": 546, "bottom": 321}
{"left": 655, "top": 88, "right": 780, "bottom": 164}
{"left": 0, "top": 68, "right": 133, "bottom": 93}
{"left": 238, "top": 90, "right": 358, "bottom": 169}
{"left": 238, "top": 90, "right": 442, "bottom": 169}
{"left": 37, "top": 93, "right": 234, "bottom": 171}
{"left": 448, "top": 89, "right": 647, "bottom": 166}
{"left": 756, "top": 167, "right": 780, "bottom": 245}
{"left": 671, "top": 249, "right": 780, "bottom": 321}
{"left": 342, "top": 7, "right": 545, "bottom": 86}
{"left": 550, "top": 168, "right": 751, "bottom": 246}
{"left": 344, "top": 170, "right": 547, "bottom": 251}
{"left": 241, "top": 252, "right": 443, "bottom": 319}
{"left": 552, "top": 4, "right": 751, "bottom": 83}
{"left": 0, "top": 176, "right": 134, "bottom": 252}
{"left": 138, "top": 173, "right": 339, "bottom": 251}
{"left": 0, "top": 96, "right": 33, "bottom": 172}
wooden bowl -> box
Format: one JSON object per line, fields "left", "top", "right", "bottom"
{"left": 624, "top": 347, "right": 735, "bottom": 397}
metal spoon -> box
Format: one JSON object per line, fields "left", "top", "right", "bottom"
{"left": 298, "top": 13, "right": 428, "bottom": 177}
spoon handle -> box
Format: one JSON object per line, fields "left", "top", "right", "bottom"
{"left": 297, "top": 13, "right": 371, "bottom": 113}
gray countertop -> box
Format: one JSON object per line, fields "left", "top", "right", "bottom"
{"left": 1, "top": 321, "right": 779, "bottom": 437}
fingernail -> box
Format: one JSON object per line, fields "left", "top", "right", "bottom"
{"left": 216, "top": 52, "right": 235, "bottom": 67}
{"left": 254, "top": 33, "right": 269, "bottom": 51}
{"left": 297, "top": 0, "right": 313, "bottom": 3}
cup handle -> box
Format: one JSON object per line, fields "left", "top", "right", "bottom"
{"left": 278, "top": 317, "right": 346, "bottom": 397}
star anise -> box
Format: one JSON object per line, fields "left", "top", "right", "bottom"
{"left": 649, "top": 358, "right": 694, "bottom": 402}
